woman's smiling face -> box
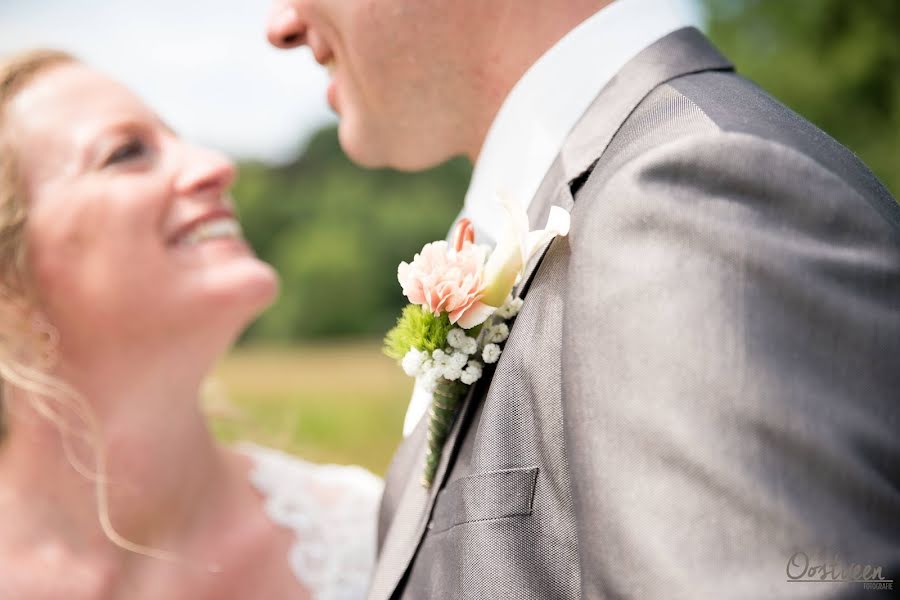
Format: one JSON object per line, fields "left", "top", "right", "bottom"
{"left": 5, "top": 63, "right": 278, "bottom": 359}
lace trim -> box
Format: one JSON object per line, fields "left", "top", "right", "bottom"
{"left": 238, "top": 443, "right": 383, "bottom": 600}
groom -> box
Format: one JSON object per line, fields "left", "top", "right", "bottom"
{"left": 268, "top": 0, "right": 900, "bottom": 597}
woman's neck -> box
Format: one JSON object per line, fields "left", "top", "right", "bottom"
{"left": 0, "top": 355, "right": 240, "bottom": 570}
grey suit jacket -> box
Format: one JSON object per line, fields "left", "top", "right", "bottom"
{"left": 369, "top": 28, "right": 900, "bottom": 600}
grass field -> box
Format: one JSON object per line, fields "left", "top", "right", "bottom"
{"left": 206, "top": 342, "right": 413, "bottom": 475}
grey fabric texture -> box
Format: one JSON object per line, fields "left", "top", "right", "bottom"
{"left": 370, "top": 28, "right": 900, "bottom": 600}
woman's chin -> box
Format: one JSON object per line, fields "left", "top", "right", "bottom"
{"left": 194, "top": 257, "right": 280, "bottom": 325}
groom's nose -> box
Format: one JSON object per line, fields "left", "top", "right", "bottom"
{"left": 267, "top": 2, "right": 307, "bottom": 49}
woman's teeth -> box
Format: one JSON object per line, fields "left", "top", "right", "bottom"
{"left": 180, "top": 218, "right": 243, "bottom": 246}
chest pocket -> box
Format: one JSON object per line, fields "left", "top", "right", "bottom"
{"left": 428, "top": 466, "right": 538, "bottom": 534}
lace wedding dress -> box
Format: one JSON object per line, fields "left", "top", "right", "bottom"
{"left": 237, "top": 443, "right": 384, "bottom": 600}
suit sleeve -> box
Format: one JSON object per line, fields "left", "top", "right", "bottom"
{"left": 561, "top": 131, "right": 900, "bottom": 599}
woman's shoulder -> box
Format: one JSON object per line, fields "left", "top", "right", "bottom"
{"left": 233, "top": 443, "right": 383, "bottom": 600}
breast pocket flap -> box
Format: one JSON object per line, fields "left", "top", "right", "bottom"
{"left": 429, "top": 466, "right": 538, "bottom": 534}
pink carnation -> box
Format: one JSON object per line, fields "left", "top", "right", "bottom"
{"left": 397, "top": 240, "right": 494, "bottom": 329}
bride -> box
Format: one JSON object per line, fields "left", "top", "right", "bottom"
{"left": 0, "top": 50, "right": 381, "bottom": 599}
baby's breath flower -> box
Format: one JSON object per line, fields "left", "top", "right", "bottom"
{"left": 441, "top": 364, "right": 463, "bottom": 381}
{"left": 460, "top": 359, "right": 483, "bottom": 385}
{"left": 401, "top": 349, "right": 427, "bottom": 376}
{"left": 482, "top": 343, "right": 501, "bottom": 364}
{"left": 487, "top": 323, "right": 510, "bottom": 344}
{"left": 460, "top": 368, "right": 479, "bottom": 385}
{"left": 460, "top": 336, "right": 478, "bottom": 355}
{"left": 449, "top": 351, "right": 469, "bottom": 370}
{"left": 446, "top": 328, "right": 468, "bottom": 350}
{"left": 496, "top": 297, "right": 524, "bottom": 320}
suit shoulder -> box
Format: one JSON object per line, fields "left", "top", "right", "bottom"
{"left": 578, "top": 73, "right": 900, "bottom": 234}
{"left": 669, "top": 71, "right": 896, "bottom": 214}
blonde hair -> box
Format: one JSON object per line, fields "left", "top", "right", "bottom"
{"left": 1, "top": 49, "right": 77, "bottom": 435}
{"left": 0, "top": 50, "right": 181, "bottom": 565}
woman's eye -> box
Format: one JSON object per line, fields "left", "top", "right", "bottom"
{"left": 103, "top": 138, "right": 147, "bottom": 167}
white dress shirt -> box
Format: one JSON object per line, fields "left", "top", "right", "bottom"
{"left": 402, "top": 0, "right": 702, "bottom": 437}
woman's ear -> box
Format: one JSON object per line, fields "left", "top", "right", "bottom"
{"left": 0, "top": 289, "right": 50, "bottom": 368}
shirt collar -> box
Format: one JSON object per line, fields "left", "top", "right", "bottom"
{"left": 458, "top": 0, "right": 702, "bottom": 246}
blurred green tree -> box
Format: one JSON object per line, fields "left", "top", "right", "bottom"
{"left": 233, "top": 128, "right": 471, "bottom": 342}
{"left": 705, "top": 0, "right": 899, "bottom": 197}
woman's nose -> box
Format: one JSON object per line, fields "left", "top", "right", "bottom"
{"left": 175, "top": 146, "right": 236, "bottom": 198}
{"left": 267, "top": 3, "right": 307, "bottom": 49}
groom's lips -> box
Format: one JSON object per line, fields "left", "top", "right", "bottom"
{"left": 314, "top": 47, "right": 339, "bottom": 111}
{"left": 313, "top": 45, "right": 333, "bottom": 67}
{"left": 327, "top": 79, "right": 338, "bottom": 112}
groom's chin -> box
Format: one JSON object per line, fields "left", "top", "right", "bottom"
{"left": 336, "top": 122, "right": 393, "bottom": 169}
{"left": 337, "top": 120, "right": 450, "bottom": 173}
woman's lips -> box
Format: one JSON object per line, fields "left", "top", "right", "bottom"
{"left": 168, "top": 209, "right": 244, "bottom": 247}
{"left": 177, "top": 217, "right": 244, "bottom": 247}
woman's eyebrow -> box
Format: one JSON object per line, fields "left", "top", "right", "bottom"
{"left": 74, "top": 118, "right": 156, "bottom": 171}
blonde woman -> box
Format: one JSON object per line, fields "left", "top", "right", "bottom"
{"left": 0, "top": 50, "right": 381, "bottom": 599}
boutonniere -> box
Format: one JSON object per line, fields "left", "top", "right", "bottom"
{"left": 384, "top": 194, "right": 570, "bottom": 487}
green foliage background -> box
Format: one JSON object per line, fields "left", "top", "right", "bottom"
{"left": 706, "top": 0, "right": 899, "bottom": 200}
{"left": 233, "top": 129, "right": 470, "bottom": 342}
{"left": 233, "top": 0, "right": 899, "bottom": 345}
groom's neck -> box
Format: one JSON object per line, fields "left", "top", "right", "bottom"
{"left": 463, "top": 0, "right": 616, "bottom": 162}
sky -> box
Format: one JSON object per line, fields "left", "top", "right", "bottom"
{"left": 0, "top": 0, "right": 334, "bottom": 164}
{"left": 1, "top": 0, "right": 704, "bottom": 165}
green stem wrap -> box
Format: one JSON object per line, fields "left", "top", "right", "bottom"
{"left": 421, "top": 377, "right": 466, "bottom": 488}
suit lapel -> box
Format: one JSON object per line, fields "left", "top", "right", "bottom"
{"left": 517, "top": 27, "right": 732, "bottom": 299}
{"left": 557, "top": 27, "right": 733, "bottom": 187}
{"left": 370, "top": 27, "right": 734, "bottom": 600}
{"left": 368, "top": 381, "right": 482, "bottom": 600}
